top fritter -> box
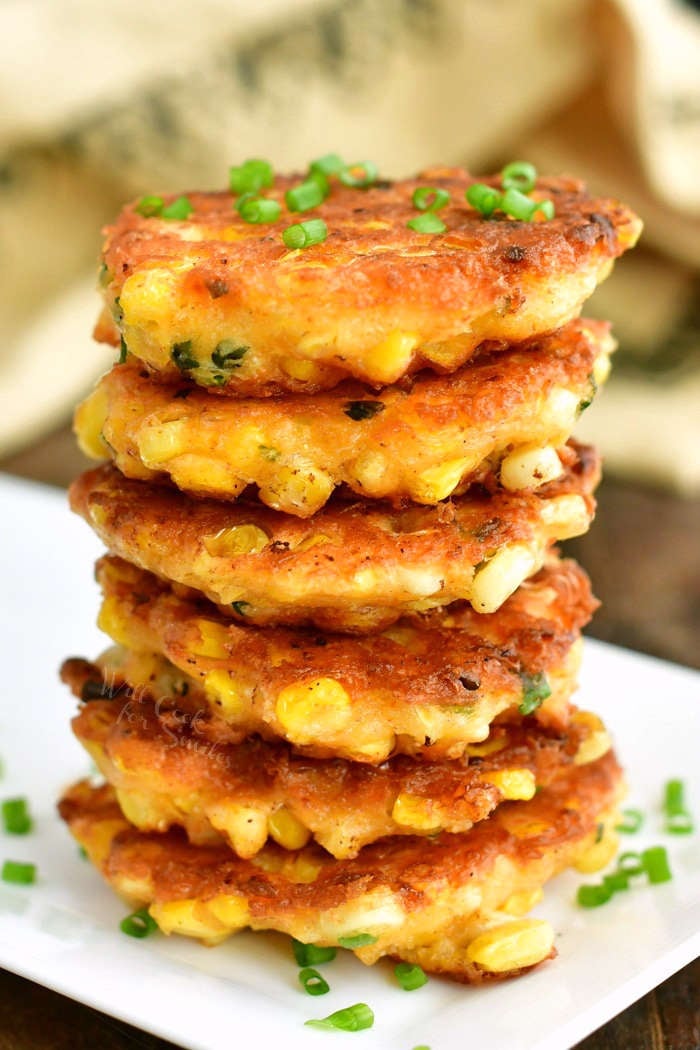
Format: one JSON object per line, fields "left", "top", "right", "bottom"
{"left": 96, "top": 164, "right": 641, "bottom": 394}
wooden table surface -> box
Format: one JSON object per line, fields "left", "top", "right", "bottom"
{"left": 1, "top": 426, "right": 699, "bottom": 1050}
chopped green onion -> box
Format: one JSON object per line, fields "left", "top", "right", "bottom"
{"left": 211, "top": 341, "right": 247, "bottom": 369}
{"left": 310, "top": 153, "right": 345, "bottom": 177}
{"left": 532, "top": 198, "right": 556, "bottom": 220}
{"left": 344, "top": 400, "right": 385, "bottom": 421}
{"left": 577, "top": 882, "right": 614, "bottom": 908}
{"left": 466, "top": 183, "right": 502, "bottom": 217}
{"left": 339, "top": 161, "right": 378, "bottom": 188}
{"left": 602, "top": 871, "right": 630, "bottom": 893}
{"left": 239, "top": 197, "right": 282, "bottom": 224}
{"left": 78, "top": 846, "right": 88, "bottom": 859}
{"left": 298, "top": 967, "right": 330, "bottom": 996}
{"left": 642, "top": 846, "right": 672, "bottom": 884}
{"left": 292, "top": 938, "right": 337, "bottom": 967}
{"left": 161, "top": 196, "right": 194, "bottom": 221}
{"left": 616, "top": 808, "right": 644, "bottom": 833}
{"left": 118, "top": 336, "right": 128, "bottom": 364}
{"left": 2, "top": 798, "right": 33, "bottom": 835}
{"left": 518, "top": 672, "right": 552, "bottom": 715}
{"left": 282, "top": 219, "right": 328, "bottom": 249}
{"left": 231, "top": 600, "right": 251, "bottom": 617}
{"left": 667, "top": 813, "right": 694, "bottom": 834}
{"left": 664, "top": 779, "right": 694, "bottom": 833}
{"left": 135, "top": 194, "right": 164, "bottom": 217}
{"left": 337, "top": 932, "right": 378, "bottom": 949}
{"left": 171, "top": 341, "right": 199, "bottom": 372}
{"left": 394, "top": 962, "right": 428, "bottom": 990}
{"left": 305, "top": 1003, "right": 374, "bottom": 1032}
{"left": 286, "top": 180, "right": 326, "bottom": 213}
{"left": 407, "top": 213, "right": 446, "bottom": 234}
{"left": 120, "top": 907, "right": 158, "bottom": 939}
{"left": 412, "top": 1046, "right": 431, "bottom": 1050}
{"left": 616, "top": 851, "right": 644, "bottom": 876}
{"left": 229, "top": 158, "right": 274, "bottom": 196}
{"left": 259, "top": 445, "right": 280, "bottom": 461}
{"left": 500, "top": 187, "right": 538, "bottom": 221}
{"left": 2, "top": 860, "right": 36, "bottom": 885}
{"left": 501, "top": 161, "right": 537, "bottom": 194}
{"left": 412, "top": 186, "right": 450, "bottom": 212}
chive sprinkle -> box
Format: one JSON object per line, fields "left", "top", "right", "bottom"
{"left": 292, "top": 939, "right": 337, "bottom": 967}
{"left": 616, "top": 808, "right": 644, "bottom": 834}
{"left": 532, "top": 198, "right": 556, "bottom": 220}
{"left": 616, "top": 851, "right": 644, "bottom": 876}
{"left": 2, "top": 798, "right": 33, "bottom": 835}
{"left": 2, "top": 860, "right": 36, "bottom": 885}
{"left": 211, "top": 341, "right": 248, "bottom": 369}
{"left": 577, "top": 882, "right": 614, "bottom": 908}
{"left": 412, "top": 186, "right": 450, "bottom": 212}
{"left": 310, "top": 153, "right": 345, "bottom": 177}
{"left": 339, "top": 161, "right": 378, "bottom": 188}
{"left": 337, "top": 932, "right": 378, "bottom": 949}
{"left": 298, "top": 967, "right": 330, "bottom": 996}
{"left": 642, "top": 846, "right": 672, "bottom": 884}
{"left": 282, "top": 219, "right": 327, "bottom": 249}
{"left": 286, "top": 180, "right": 326, "bottom": 213}
{"left": 120, "top": 907, "right": 158, "bottom": 939}
{"left": 239, "top": 198, "right": 282, "bottom": 224}
{"left": 305, "top": 1003, "right": 374, "bottom": 1032}
{"left": 501, "top": 161, "right": 537, "bottom": 194}
{"left": 229, "top": 158, "right": 274, "bottom": 196}
{"left": 231, "top": 601, "right": 251, "bottom": 617}
{"left": 135, "top": 194, "right": 164, "bottom": 217}
{"left": 171, "top": 340, "right": 199, "bottom": 372}
{"left": 407, "top": 212, "right": 446, "bottom": 234}
{"left": 664, "top": 779, "right": 694, "bottom": 834}
{"left": 344, "top": 400, "right": 385, "bottom": 421}
{"left": 500, "top": 187, "right": 539, "bottom": 222}
{"left": 466, "top": 183, "right": 502, "bottom": 217}
{"left": 518, "top": 672, "right": 552, "bottom": 715}
{"left": 161, "top": 195, "right": 194, "bottom": 221}
{"left": 394, "top": 962, "right": 428, "bottom": 990}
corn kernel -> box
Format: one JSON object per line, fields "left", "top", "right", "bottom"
{"left": 203, "top": 524, "right": 270, "bottom": 557}
{"left": 593, "top": 351, "right": 612, "bottom": 387}
{"left": 275, "top": 677, "right": 352, "bottom": 744}
{"left": 540, "top": 493, "right": 589, "bottom": 539}
{"left": 540, "top": 387, "right": 580, "bottom": 435}
{"left": 413, "top": 457, "right": 471, "bottom": 503}
{"left": 208, "top": 803, "right": 268, "bottom": 858}
{"left": 74, "top": 387, "right": 110, "bottom": 460}
{"left": 203, "top": 670, "right": 246, "bottom": 718}
{"left": 500, "top": 444, "right": 563, "bottom": 491}
{"left": 259, "top": 463, "right": 333, "bottom": 516}
{"left": 172, "top": 456, "right": 245, "bottom": 497}
{"left": 353, "top": 451, "right": 389, "bottom": 493}
{"left": 192, "top": 619, "right": 231, "bottom": 658}
{"left": 574, "top": 826, "right": 619, "bottom": 873}
{"left": 471, "top": 544, "right": 537, "bottom": 614}
{"left": 480, "top": 769, "right": 536, "bottom": 801}
{"left": 137, "top": 420, "right": 191, "bottom": 465}
{"left": 98, "top": 596, "right": 135, "bottom": 649}
{"left": 465, "top": 736, "right": 508, "bottom": 758}
{"left": 367, "top": 330, "right": 419, "bottom": 382}
{"left": 293, "top": 533, "right": 333, "bottom": 553}
{"left": 149, "top": 899, "right": 229, "bottom": 944}
{"left": 391, "top": 793, "right": 442, "bottom": 831}
{"left": 501, "top": 887, "right": 544, "bottom": 916}
{"left": 115, "top": 788, "right": 176, "bottom": 832}
{"left": 281, "top": 356, "right": 325, "bottom": 382}
{"left": 571, "top": 711, "right": 612, "bottom": 765}
{"left": 466, "top": 919, "right": 554, "bottom": 973}
{"left": 268, "top": 807, "right": 311, "bottom": 851}
{"left": 204, "top": 893, "right": 251, "bottom": 930}
{"left": 285, "top": 854, "right": 322, "bottom": 883}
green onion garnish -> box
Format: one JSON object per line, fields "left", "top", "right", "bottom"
{"left": 298, "top": 967, "right": 330, "bottom": 996}
{"left": 501, "top": 161, "right": 537, "bottom": 194}
{"left": 518, "top": 672, "right": 552, "bottom": 715}
{"left": 412, "top": 187, "right": 450, "bottom": 212}
{"left": 305, "top": 1003, "right": 374, "bottom": 1032}
{"left": 2, "top": 798, "right": 33, "bottom": 835}
{"left": 229, "top": 158, "right": 274, "bottom": 196}
{"left": 344, "top": 400, "right": 385, "bottom": 421}
{"left": 135, "top": 194, "right": 164, "bottom": 217}
{"left": 161, "top": 196, "right": 194, "bottom": 221}
{"left": 465, "top": 183, "right": 502, "bottom": 217}
{"left": 171, "top": 341, "right": 199, "bottom": 372}
{"left": 286, "top": 180, "right": 326, "bottom": 213}
{"left": 292, "top": 938, "right": 337, "bottom": 967}
{"left": 642, "top": 846, "right": 672, "bottom": 884}
{"left": 2, "top": 860, "right": 36, "bottom": 885}
{"left": 211, "top": 341, "right": 248, "bottom": 369}
{"left": 239, "top": 198, "right": 282, "bottom": 224}
{"left": 500, "top": 187, "right": 539, "bottom": 222}
{"left": 577, "top": 882, "right": 614, "bottom": 908}
{"left": 120, "top": 907, "right": 158, "bottom": 938}
{"left": 310, "top": 153, "right": 345, "bottom": 177}
{"left": 118, "top": 336, "right": 128, "bottom": 364}
{"left": 616, "top": 851, "right": 644, "bottom": 876}
{"left": 231, "top": 600, "right": 251, "bottom": 617}
{"left": 339, "top": 161, "right": 378, "bottom": 189}
{"left": 664, "top": 779, "right": 694, "bottom": 834}
{"left": 282, "top": 219, "right": 328, "bottom": 249}
{"left": 616, "top": 808, "right": 644, "bottom": 833}
{"left": 394, "top": 962, "right": 428, "bottom": 990}
{"left": 407, "top": 213, "right": 447, "bottom": 234}
{"left": 337, "top": 932, "right": 378, "bottom": 949}
{"left": 532, "top": 199, "right": 556, "bottom": 220}
{"left": 602, "top": 871, "right": 630, "bottom": 893}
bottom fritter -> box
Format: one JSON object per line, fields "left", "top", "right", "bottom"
{"left": 59, "top": 751, "right": 624, "bottom": 982}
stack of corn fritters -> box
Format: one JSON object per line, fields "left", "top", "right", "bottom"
{"left": 59, "top": 165, "right": 641, "bottom": 983}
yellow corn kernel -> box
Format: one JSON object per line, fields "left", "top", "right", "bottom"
{"left": 293, "top": 533, "right": 333, "bottom": 553}
{"left": 172, "top": 456, "right": 244, "bottom": 497}
{"left": 593, "top": 351, "right": 612, "bottom": 387}
{"left": 353, "top": 451, "right": 389, "bottom": 493}
{"left": 413, "top": 457, "right": 471, "bottom": 503}
{"left": 281, "top": 356, "right": 325, "bottom": 382}
{"left": 348, "top": 735, "right": 395, "bottom": 763}
{"left": 268, "top": 807, "right": 311, "bottom": 851}
{"left": 466, "top": 919, "right": 554, "bottom": 973}
{"left": 74, "top": 387, "right": 110, "bottom": 459}
{"left": 275, "top": 677, "right": 352, "bottom": 744}
{"left": 81, "top": 819, "right": 131, "bottom": 869}
{"left": 501, "top": 887, "right": 544, "bottom": 917}
{"left": 97, "top": 596, "right": 134, "bottom": 649}
{"left": 203, "top": 670, "right": 246, "bottom": 718}
{"left": 391, "top": 793, "right": 442, "bottom": 832}
{"left": 500, "top": 444, "right": 563, "bottom": 491}
{"left": 471, "top": 544, "right": 537, "bottom": 614}
{"left": 500, "top": 813, "right": 551, "bottom": 839}
{"left": 540, "top": 493, "right": 589, "bottom": 539}
{"left": 465, "top": 736, "right": 509, "bottom": 758}
{"left": 115, "top": 788, "right": 176, "bottom": 832}
{"left": 207, "top": 803, "right": 268, "bottom": 859}
{"left": 480, "top": 768, "right": 536, "bottom": 801}
{"left": 259, "top": 464, "right": 333, "bottom": 516}
{"left": 112, "top": 872, "right": 155, "bottom": 902}
{"left": 149, "top": 899, "right": 229, "bottom": 944}
{"left": 136, "top": 419, "right": 191, "bottom": 465}
{"left": 204, "top": 893, "right": 250, "bottom": 930}
{"left": 540, "top": 387, "right": 580, "bottom": 435}
{"left": 203, "top": 524, "right": 270, "bottom": 557}
{"left": 192, "top": 619, "right": 231, "bottom": 659}
{"left": 119, "top": 268, "right": 178, "bottom": 334}
{"left": 574, "top": 826, "right": 619, "bottom": 873}
{"left": 368, "top": 330, "right": 419, "bottom": 382}
{"left": 571, "top": 710, "right": 612, "bottom": 766}
{"left": 285, "top": 854, "right": 322, "bottom": 884}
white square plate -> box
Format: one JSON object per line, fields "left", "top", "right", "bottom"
{"left": 1, "top": 473, "right": 698, "bottom": 1050}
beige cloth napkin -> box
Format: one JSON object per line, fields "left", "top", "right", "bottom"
{"left": 1, "top": 0, "right": 698, "bottom": 489}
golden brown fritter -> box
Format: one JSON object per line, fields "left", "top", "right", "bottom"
{"left": 76, "top": 320, "right": 611, "bottom": 514}
{"left": 58, "top": 751, "right": 624, "bottom": 981}
{"left": 78, "top": 553, "right": 597, "bottom": 763}
{"left": 70, "top": 442, "right": 599, "bottom": 630}
{"left": 66, "top": 678, "right": 608, "bottom": 858}
{"left": 97, "top": 168, "right": 641, "bottom": 393}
